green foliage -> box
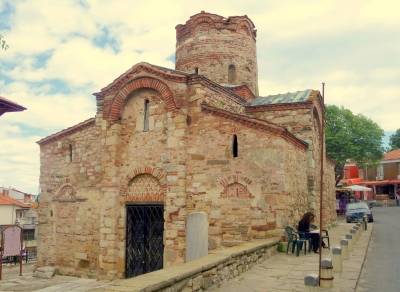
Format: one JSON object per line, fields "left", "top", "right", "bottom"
{"left": 277, "top": 242, "right": 285, "bottom": 253}
{"left": 389, "top": 129, "right": 400, "bottom": 150}
{"left": 325, "top": 105, "right": 386, "bottom": 185}
{"left": 0, "top": 34, "right": 9, "bottom": 51}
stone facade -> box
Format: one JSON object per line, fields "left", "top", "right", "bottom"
{"left": 36, "top": 11, "right": 336, "bottom": 280}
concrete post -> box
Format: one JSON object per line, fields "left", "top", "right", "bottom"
{"left": 345, "top": 234, "right": 353, "bottom": 252}
{"left": 320, "top": 258, "right": 334, "bottom": 288}
{"left": 332, "top": 246, "right": 342, "bottom": 272}
{"left": 350, "top": 229, "right": 357, "bottom": 243}
{"left": 340, "top": 239, "right": 349, "bottom": 260}
{"left": 358, "top": 222, "right": 363, "bottom": 235}
{"left": 353, "top": 226, "right": 359, "bottom": 240}
{"left": 304, "top": 274, "right": 320, "bottom": 291}
{"left": 356, "top": 223, "right": 362, "bottom": 235}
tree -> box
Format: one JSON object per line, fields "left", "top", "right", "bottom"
{"left": 325, "top": 105, "right": 386, "bottom": 186}
{"left": 389, "top": 129, "right": 400, "bottom": 150}
{"left": 0, "top": 34, "right": 9, "bottom": 51}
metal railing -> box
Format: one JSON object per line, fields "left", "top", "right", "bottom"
{"left": 1, "top": 247, "right": 37, "bottom": 265}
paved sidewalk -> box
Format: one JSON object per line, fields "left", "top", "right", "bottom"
{"left": 0, "top": 219, "right": 371, "bottom": 291}
{"left": 0, "top": 264, "right": 110, "bottom": 292}
{"left": 213, "top": 221, "right": 372, "bottom": 292}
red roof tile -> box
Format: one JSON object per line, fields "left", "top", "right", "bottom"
{"left": 0, "top": 195, "right": 30, "bottom": 208}
{"left": 383, "top": 149, "right": 400, "bottom": 161}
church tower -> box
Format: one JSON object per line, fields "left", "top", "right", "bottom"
{"left": 175, "top": 11, "right": 259, "bottom": 95}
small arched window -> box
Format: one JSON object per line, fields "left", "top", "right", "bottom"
{"left": 195, "top": 67, "right": 199, "bottom": 74}
{"left": 228, "top": 65, "right": 236, "bottom": 84}
{"left": 69, "top": 144, "right": 73, "bottom": 162}
{"left": 144, "top": 99, "right": 150, "bottom": 132}
{"left": 232, "top": 135, "right": 238, "bottom": 157}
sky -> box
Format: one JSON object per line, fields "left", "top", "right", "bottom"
{"left": 1, "top": 0, "right": 399, "bottom": 194}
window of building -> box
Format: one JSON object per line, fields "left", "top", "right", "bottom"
{"left": 398, "top": 163, "right": 400, "bottom": 175}
{"left": 144, "top": 99, "right": 150, "bottom": 132}
{"left": 195, "top": 67, "right": 199, "bottom": 74}
{"left": 69, "top": 144, "right": 73, "bottom": 162}
{"left": 228, "top": 65, "right": 236, "bottom": 84}
{"left": 377, "top": 165, "right": 384, "bottom": 177}
{"left": 23, "top": 230, "right": 35, "bottom": 241}
{"left": 232, "top": 135, "right": 238, "bottom": 157}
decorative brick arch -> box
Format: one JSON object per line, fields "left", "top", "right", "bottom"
{"left": 219, "top": 175, "right": 252, "bottom": 188}
{"left": 108, "top": 77, "right": 177, "bottom": 122}
{"left": 191, "top": 16, "right": 215, "bottom": 30}
{"left": 120, "top": 166, "right": 167, "bottom": 201}
{"left": 56, "top": 185, "right": 77, "bottom": 200}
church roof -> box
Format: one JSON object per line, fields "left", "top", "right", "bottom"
{"left": 151, "top": 65, "right": 191, "bottom": 75}
{"left": 247, "top": 89, "right": 315, "bottom": 106}
{"left": 201, "top": 103, "right": 308, "bottom": 150}
{"left": 95, "top": 62, "right": 190, "bottom": 97}
{"left": 37, "top": 118, "right": 95, "bottom": 145}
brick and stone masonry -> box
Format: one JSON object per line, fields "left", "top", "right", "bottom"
{"left": 36, "top": 11, "right": 336, "bottom": 280}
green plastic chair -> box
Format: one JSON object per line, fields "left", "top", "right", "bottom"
{"left": 285, "top": 226, "right": 307, "bottom": 256}
{"left": 310, "top": 224, "right": 330, "bottom": 249}
{"left": 296, "top": 225, "right": 313, "bottom": 253}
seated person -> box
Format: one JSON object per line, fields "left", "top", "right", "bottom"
{"left": 298, "top": 212, "right": 327, "bottom": 253}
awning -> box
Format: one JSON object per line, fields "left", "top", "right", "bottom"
{"left": 339, "top": 178, "right": 364, "bottom": 185}
{"left": 335, "top": 187, "right": 352, "bottom": 191}
{"left": 388, "top": 180, "right": 400, "bottom": 184}
{"left": 346, "top": 185, "right": 373, "bottom": 192}
{"left": 364, "top": 180, "right": 389, "bottom": 185}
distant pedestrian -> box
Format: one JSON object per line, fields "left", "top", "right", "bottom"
{"left": 396, "top": 192, "right": 400, "bottom": 206}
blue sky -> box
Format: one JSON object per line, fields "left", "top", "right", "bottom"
{"left": 1, "top": 0, "right": 399, "bottom": 194}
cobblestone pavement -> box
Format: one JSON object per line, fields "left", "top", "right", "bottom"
{"left": 213, "top": 219, "right": 372, "bottom": 292}
{"left": 0, "top": 218, "right": 372, "bottom": 291}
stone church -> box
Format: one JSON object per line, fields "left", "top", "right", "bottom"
{"left": 36, "top": 12, "right": 336, "bottom": 280}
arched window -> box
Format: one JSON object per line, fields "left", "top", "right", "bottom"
{"left": 69, "top": 144, "right": 73, "bottom": 162}
{"left": 228, "top": 65, "right": 236, "bottom": 84}
{"left": 232, "top": 135, "right": 238, "bottom": 157}
{"left": 195, "top": 67, "right": 199, "bottom": 74}
{"left": 144, "top": 99, "right": 150, "bottom": 132}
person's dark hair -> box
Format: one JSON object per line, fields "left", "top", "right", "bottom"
{"left": 300, "top": 212, "right": 315, "bottom": 223}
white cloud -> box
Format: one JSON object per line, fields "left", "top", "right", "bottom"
{"left": 1, "top": 0, "right": 399, "bottom": 193}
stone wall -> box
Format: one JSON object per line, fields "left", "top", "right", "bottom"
{"left": 185, "top": 102, "right": 309, "bottom": 248}
{"left": 188, "top": 78, "right": 246, "bottom": 114}
{"left": 105, "top": 239, "right": 279, "bottom": 292}
{"left": 251, "top": 103, "right": 336, "bottom": 227}
{"left": 37, "top": 120, "right": 102, "bottom": 278}
{"left": 99, "top": 81, "right": 188, "bottom": 278}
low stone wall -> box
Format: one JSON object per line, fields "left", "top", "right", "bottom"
{"left": 105, "top": 239, "right": 279, "bottom": 292}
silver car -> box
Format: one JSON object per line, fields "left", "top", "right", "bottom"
{"left": 345, "top": 202, "right": 374, "bottom": 223}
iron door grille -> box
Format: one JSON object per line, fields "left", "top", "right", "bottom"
{"left": 126, "top": 205, "right": 164, "bottom": 278}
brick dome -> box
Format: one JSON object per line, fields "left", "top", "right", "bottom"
{"left": 175, "top": 11, "right": 259, "bottom": 95}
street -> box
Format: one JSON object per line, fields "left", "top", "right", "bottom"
{"left": 356, "top": 206, "right": 400, "bottom": 292}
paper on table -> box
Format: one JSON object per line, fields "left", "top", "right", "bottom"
{"left": 310, "top": 229, "right": 320, "bottom": 233}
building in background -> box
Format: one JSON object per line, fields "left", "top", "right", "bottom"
{"left": 341, "top": 149, "right": 400, "bottom": 200}
{"left": 0, "top": 188, "right": 37, "bottom": 248}
{"left": 0, "top": 96, "right": 26, "bottom": 116}
{"left": 0, "top": 187, "right": 37, "bottom": 205}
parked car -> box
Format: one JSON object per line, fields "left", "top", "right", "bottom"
{"left": 345, "top": 202, "right": 374, "bottom": 223}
